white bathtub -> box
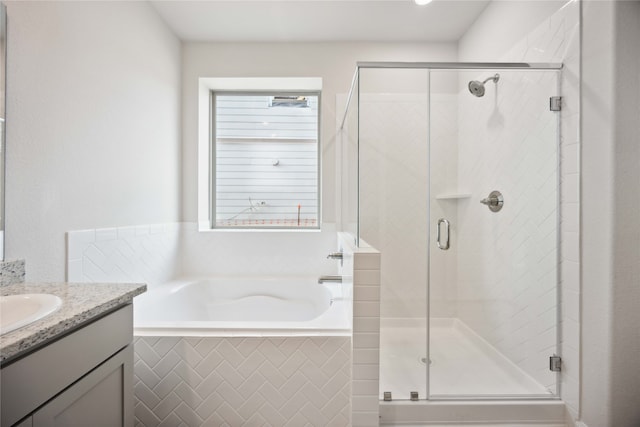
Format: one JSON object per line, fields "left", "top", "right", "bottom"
{"left": 133, "top": 276, "right": 351, "bottom": 336}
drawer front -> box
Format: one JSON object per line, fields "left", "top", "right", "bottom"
{"left": 1, "top": 304, "right": 133, "bottom": 426}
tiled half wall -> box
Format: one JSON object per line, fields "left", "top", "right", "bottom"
{"left": 134, "top": 336, "right": 351, "bottom": 427}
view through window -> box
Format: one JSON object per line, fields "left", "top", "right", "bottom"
{"left": 213, "top": 93, "right": 320, "bottom": 228}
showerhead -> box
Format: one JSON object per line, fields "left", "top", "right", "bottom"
{"left": 468, "top": 73, "right": 500, "bottom": 97}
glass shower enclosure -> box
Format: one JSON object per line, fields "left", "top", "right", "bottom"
{"left": 344, "top": 62, "right": 562, "bottom": 400}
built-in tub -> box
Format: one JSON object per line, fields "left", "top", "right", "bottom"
{"left": 132, "top": 277, "right": 352, "bottom": 425}
{"left": 133, "top": 276, "right": 351, "bottom": 335}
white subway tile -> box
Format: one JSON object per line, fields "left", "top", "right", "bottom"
{"left": 354, "top": 285, "right": 380, "bottom": 302}
{"left": 135, "top": 225, "right": 150, "bottom": 236}
{"left": 353, "top": 333, "right": 380, "bottom": 349}
{"left": 117, "top": 225, "right": 136, "bottom": 240}
{"left": 352, "top": 396, "right": 379, "bottom": 412}
{"left": 561, "top": 231, "right": 579, "bottom": 263}
{"left": 354, "top": 253, "right": 381, "bottom": 270}
{"left": 352, "top": 380, "right": 379, "bottom": 396}
{"left": 354, "top": 270, "right": 380, "bottom": 286}
{"left": 560, "top": 173, "right": 579, "bottom": 204}
{"left": 353, "top": 317, "right": 380, "bottom": 333}
{"left": 352, "top": 364, "right": 379, "bottom": 381}
{"left": 352, "top": 411, "right": 379, "bottom": 427}
{"left": 353, "top": 349, "right": 380, "bottom": 365}
{"left": 354, "top": 302, "right": 380, "bottom": 317}
{"left": 95, "top": 227, "right": 118, "bottom": 242}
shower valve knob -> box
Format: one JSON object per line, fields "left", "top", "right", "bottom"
{"left": 480, "top": 190, "right": 504, "bottom": 212}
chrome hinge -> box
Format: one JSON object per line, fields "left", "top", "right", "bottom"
{"left": 550, "top": 96, "right": 562, "bottom": 111}
{"left": 550, "top": 355, "right": 562, "bottom": 372}
{"left": 383, "top": 391, "right": 392, "bottom": 401}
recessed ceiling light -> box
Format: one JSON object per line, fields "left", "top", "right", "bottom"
{"left": 414, "top": 0, "right": 433, "bottom": 5}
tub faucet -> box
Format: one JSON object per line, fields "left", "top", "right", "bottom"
{"left": 318, "top": 275, "right": 342, "bottom": 284}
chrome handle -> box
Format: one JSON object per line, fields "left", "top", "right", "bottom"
{"left": 437, "top": 218, "right": 450, "bottom": 250}
{"left": 327, "top": 252, "right": 343, "bottom": 260}
{"left": 480, "top": 190, "right": 504, "bottom": 212}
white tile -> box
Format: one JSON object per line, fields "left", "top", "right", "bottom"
{"left": 353, "top": 364, "right": 379, "bottom": 381}
{"left": 354, "top": 301, "right": 381, "bottom": 317}
{"left": 95, "top": 227, "right": 118, "bottom": 242}
{"left": 560, "top": 142, "right": 579, "bottom": 175}
{"left": 561, "top": 231, "right": 579, "bottom": 263}
{"left": 354, "top": 253, "right": 381, "bottom": 270}
{"left": 354, "top": 348, "right": 380, "bottom": 365}
{"left": 118, "top": 225, "right": 137, "bottom": 240}
{"left": 353, "top": 317, "right": 381, "bottom": 333}
{"left": 560, "top": 173, "right": 579, "bottom": 204}
{"left": 354, "top": 285, "right": 380, "bottom": 302}
{"left": 354, "top": 270, "right": 380, "bottom": 286}
{"left": 352, "top": 396, "right": 379, "bottom": 412}
{"left": 353, "top": 333, "right": 380, "bottom": 349}
{"left": 560, "top": 202, "right": 579, "bottom": 233}
{"left": 560, "top": 260, "right": 580, "bottom": 292}
{"left": 353, "top": 380, "right": 379, "bottom": 396}
{"left": 66, "top": 259, "right": 83, "bottom": 281}
{"left": 67, "top": 229, "right": 95, "bottom": 260}
{"left": 352, "top": 411, "right": 379, "bottom": 427}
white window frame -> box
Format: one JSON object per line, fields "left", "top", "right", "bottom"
{"left": 196, "top": 78, "right": 323, "bottom": 231}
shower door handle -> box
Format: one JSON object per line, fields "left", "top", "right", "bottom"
{"left": 437, "top": 218, "right": 450, "bottom": 250}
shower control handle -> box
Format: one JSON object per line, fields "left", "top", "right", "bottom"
{"left": 437, "top": 218, "right": 450, "bottom": 250}
{"left": 480, "top": 197, "right": 500, "bottom": 206}
{"left": 480, "top": 190, "right": 504, "bottom": 212}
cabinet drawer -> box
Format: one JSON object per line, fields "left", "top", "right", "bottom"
{"left": 1, "top": 305, "right": 133, "bottom": 426}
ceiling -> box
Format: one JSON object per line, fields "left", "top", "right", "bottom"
{"left": 150, "top": 0, "right": 491, "bottom": 42}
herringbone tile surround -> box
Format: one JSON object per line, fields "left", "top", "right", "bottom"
{"left": 134, "top": 336, "right": 351, "bottom": 427}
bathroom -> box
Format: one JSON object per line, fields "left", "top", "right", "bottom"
{"left": 0, "top": 1, "right": 639, "bottom": 426}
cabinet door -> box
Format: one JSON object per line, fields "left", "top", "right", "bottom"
{"left": 32, "top": 345, "right": 133, "bottom": 427}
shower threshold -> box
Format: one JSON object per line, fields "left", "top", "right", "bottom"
{"left": 379, "top": 318, "right": 564, "bottom": 424}
{"left": 380, "top": 317, "right": 554, "bottom": 399}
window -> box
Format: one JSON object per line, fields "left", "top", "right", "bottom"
{"left": 212, "top": 92, "right": 320, "bottom": 229}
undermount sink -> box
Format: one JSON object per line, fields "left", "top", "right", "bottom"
{"left": 0, "top": 294, "right": 63, "bottom": 335}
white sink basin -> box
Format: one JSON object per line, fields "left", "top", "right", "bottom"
{"left": 0, "top": 294, "right": 63, "bottom": 335}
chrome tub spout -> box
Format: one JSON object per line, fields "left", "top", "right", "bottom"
{"left": 318, "top": 275, "right": 342, "bottom": 284}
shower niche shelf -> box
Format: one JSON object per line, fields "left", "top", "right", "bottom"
{"left": 435, "top": 193, "right": 472, "bottom": 200}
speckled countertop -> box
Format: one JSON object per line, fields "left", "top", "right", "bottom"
{"left": 0, "top": 282, "right": 146, "bottom": 364}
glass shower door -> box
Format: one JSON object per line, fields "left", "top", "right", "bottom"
{"left": 357, "top": 67, "right": 431, "bottom": 401}
{"left": 428, "top": 69, "right": 561, "bottom": 398}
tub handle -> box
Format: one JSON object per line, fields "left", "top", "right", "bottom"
{"left": 437, "top": 218, "right": 450, "bottom": 250}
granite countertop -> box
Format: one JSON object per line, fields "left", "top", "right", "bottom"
{"left": 0, "top": 282, "right": 146, "bottom": 364}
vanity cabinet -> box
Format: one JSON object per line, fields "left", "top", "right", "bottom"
{"left": 0, "top": 305, "right": 134, "bottom": 427}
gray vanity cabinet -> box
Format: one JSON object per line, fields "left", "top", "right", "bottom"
{"left": 1, "top": 305, "right": 134, "bottom": 427}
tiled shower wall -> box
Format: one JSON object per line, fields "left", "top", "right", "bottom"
{"left": 456, "top": 1, "right": 580, "bottom": 414}
{"left": 358, "top": 92, "right": 458, "bottom": 320}
{"left": 456, "top": 68, "right": 559, "bottom": 390}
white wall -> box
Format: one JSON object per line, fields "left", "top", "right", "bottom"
{"left": 4, "top": 1, "right": 182, "bottom": 281}
{"left": 581, "top": 1, "right": 640, "bottom": 426}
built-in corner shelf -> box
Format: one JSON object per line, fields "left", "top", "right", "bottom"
{"left": 435, "top": 193, "right": 472, "bottom": 200}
